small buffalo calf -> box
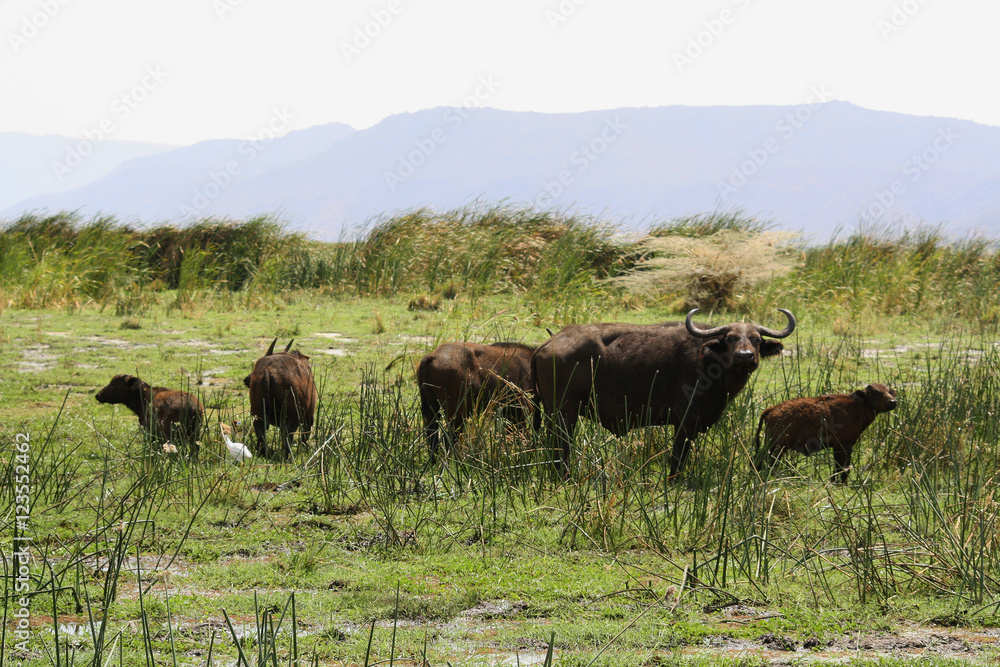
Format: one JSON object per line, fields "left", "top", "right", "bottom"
{"left": 417, "top": 341, "right": 535, "bottom": 462}
{"left": 96, "top": 374, "right": 205, "bottom": 454}
{"left": 754, "top": 383, "right": 898, "bottom": 483}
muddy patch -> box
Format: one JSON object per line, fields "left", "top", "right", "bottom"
{"left": 310, "top": 333, "right": 354, "bottom": 356}
{"left": 178, "top": 338, "right": 215, "bottom": 349}
{"left": 683, "top": 626, "right": 1000, "bottom": 664}
{"left": 459, "top": 600, "right": 528, "bottom": 620}
{"left": 77, "top": 335, "right": 157, "bottom": 349}
{"left": 197, "top": 367, "right": 233, "bottom": 387}
{"left": 398, "top": 335, "right": 437, "bottom": 345}
{"left": 313, "top": 333, "right": 358, "bottom": 344}
{"left": 20, "top": 344, "right": 58, "bottom": 372}
{"left": 832, "top": 629, "right": 984, "bottom": 655}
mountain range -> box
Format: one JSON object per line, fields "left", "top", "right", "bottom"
{"left": 5, "top": 103, "right": 999, "bottom": 241}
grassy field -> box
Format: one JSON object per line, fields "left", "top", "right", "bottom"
{"left": 2, "top": 208, "right": 1000, "bottom": 666}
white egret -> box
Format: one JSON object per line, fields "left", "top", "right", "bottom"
{"left": 220, "top": 423, "right": 253, "bottom": 463}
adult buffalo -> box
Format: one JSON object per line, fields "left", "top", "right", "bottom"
{"left": 532, "top": 309, "right": 795, "bottom": 475}
{"left": 417, "top": 341, "right": 535, "bottom": 462}
{"left": 243, "top": 338, "right": 318, "bottom": 459}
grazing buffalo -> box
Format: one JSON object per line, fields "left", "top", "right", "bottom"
{"left": 417, "top": 342, "right": 536, "bottom": 461}
{"left": 532, "top": 308, "right": 795, "bottom": 475}
{"left": 243, "top": 338, "right": 318, "bottom": 459}
{"left": 95, "top": 374, "right": 204, "bottom": 454}
{"left": 754, "top": 383, "right": 898, "bottom": 483}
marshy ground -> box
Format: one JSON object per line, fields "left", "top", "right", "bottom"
{"left": 3, "top": 209, "right": 1000, "bottom": 665}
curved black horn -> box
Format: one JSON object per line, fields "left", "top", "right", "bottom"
{"left": 685, "top": 309, "right": 729, "bottom": 338}
{"left": 757, "top": 309, "right": 796, "bottom": 339}
{"left": 283, "top": 339, "right": 294, "bottom": 353}
{"left": 265, "top": 338, "right": 277, "bottom": 356}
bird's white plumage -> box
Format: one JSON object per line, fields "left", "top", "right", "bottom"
{"left": 221, "top": 424, "right": 253, "bottom": 463}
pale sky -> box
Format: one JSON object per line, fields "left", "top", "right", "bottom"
{"left": 2, "top": 0, "right": 998, "bottom": 146}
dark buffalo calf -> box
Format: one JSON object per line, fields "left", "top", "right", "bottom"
{"left": 95, "top": 374, "right": 204, "bottom": 454}
{"left": 244, "top": 338, "right": 318, "bottom": 459}
{"left": 755, "top": 383, "right": 898, "bottom": 483}
{"left": 417, "top": 342, "right": 535, "bottom": 461}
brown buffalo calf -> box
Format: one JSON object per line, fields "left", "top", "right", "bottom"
{"left": 417, "top": 341, "right": 535, "bottom": 461}
{"left": 96, "top": 374, "right": 205, "bottom": 454}
{"left": 244, "top": 338, "right": 318, "bottom": 459}
{"left": 755, "top": 383, "right": 898, "bottom": 483}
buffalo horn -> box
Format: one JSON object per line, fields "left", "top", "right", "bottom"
{"left": 283, "top": 339, "right": 294, "bottom": 353}
{"left": 265, "top": 338, "right": 277, "bottom": 356}
{"left": 757, "top": 309, "right": 796, "bottom": 339}
{"left": 685, "top": 309, "right": 729, "bottom": 338}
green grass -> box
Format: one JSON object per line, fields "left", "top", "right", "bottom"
{"left": 3, "top": 206, "right": 1000, "bottom": 665}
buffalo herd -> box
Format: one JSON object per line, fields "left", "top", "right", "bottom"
{"left": 95, "top": 338, "right": 316, "bottom": 461}
{"left": 94, "top": 311, "right": 898, "bottom": 482}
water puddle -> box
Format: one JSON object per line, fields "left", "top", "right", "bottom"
{"left": 20, "top": 344, "right": 58, "bottom": 372}
{"left": 313, "top": 332, "right": 358, "bottom": 343}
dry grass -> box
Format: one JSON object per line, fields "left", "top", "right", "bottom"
{"left": 613, "top": 229, "right": 801, "bottom": 310}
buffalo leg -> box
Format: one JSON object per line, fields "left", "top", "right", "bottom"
{"left": 443, "top": 413, "right": 464, "bottom": 459}
{"left": 424, "top": 417, "right": 442, "bottom": 464}
{"left": 420, "top": 391, "right": 444, "bottom": 463}
{"left": 831, "top": 446, "right": 853, "bottom": 484}
{"left": 301, "top": 411, "right": 313, "bottom": 445}
{"left": 281, "top": 414, "right": 300, "bottom": 460}
{"left": 750, "top": 442, "right": 774, "bottom": 476}
{"left": 425, "top": 408, "right": 462, "bottom": 464}
{"left": 254, "top": 417, "right": 269, "bottom": 459}
{"left": 173, "top": 420, "right": 200, "bottom": 459}
{"left": 161, "top": 420, "right": 173, "bottom": 449}
{"left": 551, "top": 409, "right": 578, "bottom": 475}
{"left": 668, "top": 427, "right": 694, "bottom": 478}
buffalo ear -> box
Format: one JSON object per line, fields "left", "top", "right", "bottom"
{"left": 760, "top": 340, "right": 784, "bottom": 358}
{"left": 127, "top": 376, "right": 142, "bottom": 390}
{"left": 851, "top": 389, "right": 867, "bottom": 403}
{"left": 700, "top": 339, "right": 727, "bottom": 360}
{"left": 243, "top": 375, "right": 251, "bottom": 388}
